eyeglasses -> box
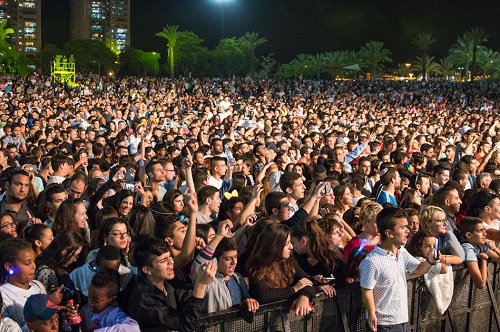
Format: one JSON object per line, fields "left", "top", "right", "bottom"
{"left": 109, "top": 232, "right": 130, "bottom": 239}
{"left": 165, "top": 169, "right": 175, "bottom": 172}
{"left": 433, "top": 219, "right": 447, "bottom": 224}
{"left": 0, "top": 221, "right": 16, "bottom": 230}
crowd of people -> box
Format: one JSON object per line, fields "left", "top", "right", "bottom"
{"left": 0, "top": 74, "right": 499, "bottom": 332}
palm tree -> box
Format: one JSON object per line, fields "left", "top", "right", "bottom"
{"left": 288, "top": 54, "right": 311, "bottom": 78}
{"left": 437, "top": 57, "right": 455, "bottom": 81}
{"left": 412, "top": 32, "right": 436, "bottom": 81}
{"left": 412, "top": 55, "right": 439, "bottom": 80}
{"left": 476, "top": 46, "right": 500, "bottom": 77}
{"left": 308, "top": 53, "right": 324, "bottom": 79}
{"left": 0, "top": 20, "right": 14, "bottom": 45}
{"left": 449, "top": 37, "right": 473, "bottom": 82}
{"left": 156, "top": 25, "right": 180, "bottom": 78}
{"left": 358, "top": 41, "right": 392, "bottom": 81}
{"left": 395, "top": 63, "right": 407, "bottom": 77}
{"left": 322, "top": 51, "right": 356, "bottom": 80}
{"left": 463, "top": 28, "right": 489, "bottom": 82}
{"left": 239, "top": 31, "right": 267, "bottom": 74}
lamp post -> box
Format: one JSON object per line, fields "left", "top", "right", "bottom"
{"left": 405, "top": 63, "right": 411, "bottom": 77}
{"left": 152, "top": 52, "right": 158, "bottom": 78}
{"left": 93, "top": 60, "right": 101, "bottom": 76}
{"left": 215, "top": 0, "right": 231, "bottom": 40}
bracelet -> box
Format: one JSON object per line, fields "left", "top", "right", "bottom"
{"left": 426, "top": 257, "right": 436, "bottom": 265}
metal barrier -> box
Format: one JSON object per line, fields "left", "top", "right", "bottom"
{"left": 196, "top": 263, "right": 500, "bottom": 332}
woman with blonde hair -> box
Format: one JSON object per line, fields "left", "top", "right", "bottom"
{"left": 418, "top": 205, "right": 464, "bottom": 265}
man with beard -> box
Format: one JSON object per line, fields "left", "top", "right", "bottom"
{"left": 0, "top": 169, "right": 40, "bottom": 227}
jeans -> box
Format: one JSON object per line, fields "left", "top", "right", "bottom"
{"left": 367, "top": 322, "right": 411, "bottom": 332}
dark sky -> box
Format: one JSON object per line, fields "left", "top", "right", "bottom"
{"left": 42, "top": 0, "right": 500, "bottom": 65}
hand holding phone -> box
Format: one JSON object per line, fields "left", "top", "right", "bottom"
{"left": 434, "top": 238, "right": 439, "bottom": 260}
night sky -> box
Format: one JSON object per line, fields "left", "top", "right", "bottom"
{"left": 42, "top": 0, "right": 500, "bottom": 65}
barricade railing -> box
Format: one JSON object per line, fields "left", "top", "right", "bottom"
{"left": 195, "top": 263, "right": 500, "bottom": 332}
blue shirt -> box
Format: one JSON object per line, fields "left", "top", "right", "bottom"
{"left": 81, "top": 304, "right": 140, "bottom": 332}
{"left": 224, "top": 275, "right": 243, "bottom": 307}
{"left": 376, "top": 191, "right": 398, "bottom": 206}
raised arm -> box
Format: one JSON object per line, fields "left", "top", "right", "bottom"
{"left": 173, "top": 190, "right": 198, "bottom": 270}
{"left": 232, "top": 184, "right": 262, "bottom": 230}
{"left": 183, "top": 149, "right": 196, "bottom": 194}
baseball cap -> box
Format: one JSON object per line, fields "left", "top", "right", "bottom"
{"left": 24, "top": 294, "right": 64, "bottom": 322}
{"left": 460, "top": 126, "right": 471, "bottom": 136}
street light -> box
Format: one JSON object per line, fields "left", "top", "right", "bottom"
{"left": 405, "top": 63, "right": 411, "bottom": 77}
{"left": 152, "top": 52, "right": 158, "bottom": 78}
{"left": 92, "top": 60, "right": 101, "bottom": 76}
{"left": 214, "top": 0, "right": 231, "bottom": 39}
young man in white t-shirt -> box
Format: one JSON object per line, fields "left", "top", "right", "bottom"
{"left": 360, "top": 207, "right": 436, "bottom": 332}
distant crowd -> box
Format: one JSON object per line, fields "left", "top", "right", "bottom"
{"left": 0, "top": 75, "right": 499, "bottom": 332}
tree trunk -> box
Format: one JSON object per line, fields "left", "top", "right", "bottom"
{"left": 464, "top": 62, "right": 469, "bottom": 83}
{"left": 422, "top": 53, "right": 427, "bottom": 82}
{"left": 471, "top": 45, "right": 477, "bottom": 82}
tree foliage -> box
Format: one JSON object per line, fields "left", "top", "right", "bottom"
{"left": 64, "top": 39, "right": 117, "bottom": 75}
{"left": 239, "top": 31, "right": 267, "bottom": 74}
{"left": 0, "top": 19, "right": 28, "bottom": 75}
{"left": 176, "top": 31, "right": 208, "bottom": 77}
{"left": 156, "top": 25, "right": 180, "bottom": 78}
{"left": 119, "top": 47, "right": 160, "bottom": 77}
{"left": 412, "top": 32, "right": 436, "bottom": 81}
{"left": 210, "top": 38, "right": 247, "bottom": 77}
{"left": 37, "top": 44, "right": 63, "bottom": 75}
{"left": 463, "top": 27, "right": 489, "bottom": 82}
{"left": 449, "top": 36, "right": 473, "bottom": 82}
{"left": 358, "top": 41, "right": 392, "bottom": 80}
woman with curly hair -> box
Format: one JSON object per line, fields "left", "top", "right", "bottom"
{"left": 246, "top": 223, "right": 315, "bottom": 316}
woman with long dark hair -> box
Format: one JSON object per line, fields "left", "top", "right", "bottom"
{"left": 128, "top": 205, "right": 156, "bottom": 237}
{"left": 87, "top": 217, "right": 132, "bottom": 266}
{"left": 291, "top": 220, "right": 348, "bottom": 293}
{"left": 246, "top": 223, "right": 315, "bottom": 316}
{"left": 35, "top": 231, "right": 84, "bottom": 294}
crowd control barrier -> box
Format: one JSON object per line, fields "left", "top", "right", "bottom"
{"left": 196, "top": 263, "right": 500, "bottom": 332}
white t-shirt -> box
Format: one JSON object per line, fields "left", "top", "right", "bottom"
{"left": 207, "top": 176, "right": 223, "bottom": 190}
{"left": 483, "top": 219, "right": 500, "bottom": 231}
{"left": 0, "top": 281, "right": 46, "bottom": 331}
{"left": 0, "top": 317, "right": 22, "bottom": 332}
